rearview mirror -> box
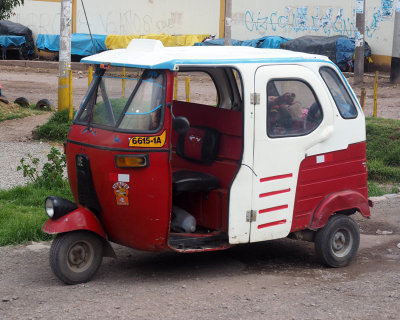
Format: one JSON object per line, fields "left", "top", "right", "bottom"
{"left": 173, "top": 116, "right": 190, "bottom": 134}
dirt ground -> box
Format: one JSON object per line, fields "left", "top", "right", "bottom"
{"left": 0, "top": 198, "right": 399, "bottom": 320}
{"left": 0, "top": 65, "right": 400, "bottom": 319}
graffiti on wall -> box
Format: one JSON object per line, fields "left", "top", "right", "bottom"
{"left": 84, "top": 10, "right": 184, "bottom": 35}
{"left": 381, "top": 0, "right": 394, "bottom": 19}
{"left": 244, "top": 2, "right": 394, "bottom": 39}
{"left": 13, "top": 9, "right": 184, "bottom": 36}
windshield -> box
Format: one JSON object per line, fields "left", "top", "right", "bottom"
{"left": 75, "top": 68, "right": 165, "bottom": 132}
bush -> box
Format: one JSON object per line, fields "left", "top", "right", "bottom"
{"left": 17, "top": 147, "right": 66, "bottom": 188}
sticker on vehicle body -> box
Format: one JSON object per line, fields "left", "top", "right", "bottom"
{"left": 129, "top": 130, "right": 166, "bottom": 148}
{"left": 112, "top": 182, "right": 130, "bottom": 206}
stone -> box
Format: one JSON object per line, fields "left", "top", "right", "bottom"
{"left": 368, "top": 196, "right": 387, "bottom": 202}
{"left": 376, "top": 229, "right": 393, "bottom": 235}
{"left": 385, "top": 193, "right": 400, "bottom": 199}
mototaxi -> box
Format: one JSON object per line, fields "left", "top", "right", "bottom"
{"left": 43, "top": 39, "right": 372, "bottom": 284}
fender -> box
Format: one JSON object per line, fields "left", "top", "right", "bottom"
{"left": 310, "top": 190, "right": 371, "bottom": 230}
{"left": 43, "top": 206, "right": 106, "bottom": 238}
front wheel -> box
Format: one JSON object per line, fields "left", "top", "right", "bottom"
{"left": 50, "top": 231, "right": 104, "bottom": 285}
{"left": 314, "top": 214, "right": 360, "bottom": 268}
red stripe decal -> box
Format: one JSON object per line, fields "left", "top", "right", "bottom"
{"left": 260, "top": 173, "right": 293, "bottom": 183}
{"left": 259, "top": 188, "right": 291, "bottom": 198}
{"left": 258, "top": 220, "right": 287, "bottom": 229}
{"left": 259, "top": 205, "right": 288, "bottom": 214}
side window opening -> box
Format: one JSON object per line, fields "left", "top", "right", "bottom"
{"left": 319, "top": 67, "right": 358, "bottom": 119}
{"left": 175, "top": 71, "right": 218, "bottom": 106}
{"left": 175, "top": 68, "right": 243, "bottom": 111}
{"left": 267, "top": 79, "right": 323, "bottom": 138}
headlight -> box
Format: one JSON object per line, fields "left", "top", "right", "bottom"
{"left": 45, "top": 198, "right": 55, "bottom": 218}
{"left": 44, "top": 196, "right": 78, "bottom": 220}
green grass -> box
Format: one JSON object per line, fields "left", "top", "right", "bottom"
{"left": 366, "top": 117, "right": 400, "bottom": 196}
{"left": 0, "top": 103, "right": 46, "bottom": 122}
{"left": 0, "top": 182, "right": 73, "bottom": 246}
{"left": 34, "top": 109, "right": 72, "bottom": 141}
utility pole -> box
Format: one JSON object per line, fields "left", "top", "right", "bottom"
{"left": 58, "top": 0, "right": 72, "bottom": 111}
{"left": 354, "top": 0, "right": 365, "bottom": 84}
{"left": 390, "top": 6, "right": 400, "bottom": 83}
{"left": 224, "top": 0, "right": 232, "bottom": 46}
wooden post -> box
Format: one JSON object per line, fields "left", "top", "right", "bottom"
{"left": 219, "top": 0, "right": 226, "bottom": 39}
{"left": 185, "top": 77, "right": 191, "bottom": 102}
{"left": 122, "top": 67, "right": 126, "bottom": 98}
{"left": 174, "top": 75, "right": 178, "bottom": 100}
{"left": 88, "top": 65, "right": 93, "bottom": 88}
{"left": 360, "top": 88, "right": 366, "bottom": 110}
{"left": 373, "top": 71, "right": 378, "bottom": 117}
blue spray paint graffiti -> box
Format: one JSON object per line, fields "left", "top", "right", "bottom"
{"left": 381, "top": 0, "right": 394, "bottom": 19}
{"left": 244, "top": 5, "right": 391, "bottom": 39}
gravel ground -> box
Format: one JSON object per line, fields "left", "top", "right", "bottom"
{"left": 0, "top": 141, "right": 56, "bottom": 190}
{"left": 0, "top": 112, "right": 59, "bottom": 190}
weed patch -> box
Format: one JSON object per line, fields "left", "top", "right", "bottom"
{"left": 34, "top": 109, "right": 72, "bottom": 142}
{"left": 0, "top": 148, "right": 72, "bottom": 246}
{"left": 0, "top": 101, "right": 46, "bottom": 122}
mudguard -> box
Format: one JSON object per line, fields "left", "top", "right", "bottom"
{"left": 43, "top": 206, "right": 106, "bottom": 238}
{"left": 310, "top": 190, "right": 371, "bottom": 230}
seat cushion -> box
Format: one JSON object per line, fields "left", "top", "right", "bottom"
{"left": 172, "top": 170, "right": 219, "bottom": 193}
{"left": 176, "top": 127, "right": 220, "bottom": 164}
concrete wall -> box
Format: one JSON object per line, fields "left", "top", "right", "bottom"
{"left": 8, "top": 0, "right": 399, "bottom": 69}
{"left": 231, "top": 0, "right": 396, "bottom": 59}
{"left": 74, "top": 0, "right": 219, "bottom": 35}
{"left": 10, "top": 0, "right": 219, "bottom": 37}
{"left": 10, "top": 0, "right": 61, "bottom": 35}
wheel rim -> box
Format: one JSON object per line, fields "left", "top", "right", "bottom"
{"left": 330, "top": 228, "right": 353, "bottom": 258}
{"left": 66, "top": 240, "right": 94, "bottom": 273}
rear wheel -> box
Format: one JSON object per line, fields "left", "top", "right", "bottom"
{"left": 50, "top": 231, "right": 104, "bottom": 285}
{"left": 314, "top": 214, "right": 360, "bottom": 267}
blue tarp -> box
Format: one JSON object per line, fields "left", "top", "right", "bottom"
{"left": 336, "top": 37, "right": 371, "bottom": 70}
{"left": 280, "top": 36, "right": 372, "bottom": 71}
{"left": 195, "top": 36, "right": 290, "bottom": 49}
{"left": 0, "top": 35, "right": 26, "bottom": 47}
{"left": 36, "top": 33, "right": 107, "bottom": 56}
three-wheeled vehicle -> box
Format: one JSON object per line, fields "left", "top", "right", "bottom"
{"left": 43, "top": 39, "right": 372, "bottom": 284}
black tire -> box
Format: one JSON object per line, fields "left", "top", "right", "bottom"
{"left": 35, "top": 98, "right": 53, "bottom": 111}
{"left": 314, "top": 214, "right": 360, "bottom": 268}
{"left": 0, "top": 96, "right": 9, "bottom": 104}
{"left": 14, "top": 97, "right": 30, "bottom": 108}
{"left": 50, "top": 231, "right": 104, "bottom": 285}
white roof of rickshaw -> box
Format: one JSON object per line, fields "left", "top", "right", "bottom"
{"left": 81, "top": 39, "right": 330, "bottom": 70}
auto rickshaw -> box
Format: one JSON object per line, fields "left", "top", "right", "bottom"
{"left": 43, "top": 39, "right": 372, "bottom": 284}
